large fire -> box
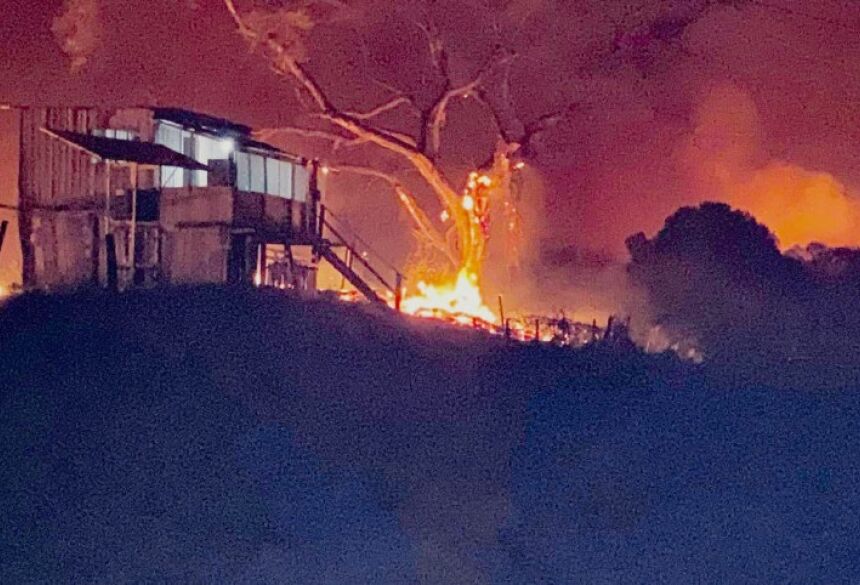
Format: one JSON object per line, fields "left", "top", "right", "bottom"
{"left": 400, "top": 268, "right": 497, "bottom": 325}
{"left": 396, "top": 166, "right": 514, "bottom": 326}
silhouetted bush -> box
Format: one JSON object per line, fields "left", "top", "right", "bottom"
{"left": 628, "top": 202, "right": 860, "bottom": 387}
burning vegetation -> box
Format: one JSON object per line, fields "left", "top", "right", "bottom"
{"left": 36, "top": 1, "right": 860, "bottom": 368}
{"left": 220, "top": 1, "right": 860, "bottom": 361}
{"left": 683, "top": 84, "right": 860, "bottom": 253}
{"left": 222, "top": 0, "right": 568, "bottom": 328}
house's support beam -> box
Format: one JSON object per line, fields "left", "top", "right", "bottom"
{"left": 0, "top": 220, "right": 8, "bottom": 255}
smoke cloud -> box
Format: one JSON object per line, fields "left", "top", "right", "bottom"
{"left": 6, "top": 1, "right": 860, "bottom": 325}
{"left": 52, "top": 0, "right": 101, "bottom": 71}
{"left": 679, "top": 83, "right": 860, "bottom": 251}
{"left": 730, "top": 163, "right": 860, "bottom": 249}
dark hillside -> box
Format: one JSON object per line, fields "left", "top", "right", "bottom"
{"left": 1, "top": 288, "right": 859, "bottom": 583}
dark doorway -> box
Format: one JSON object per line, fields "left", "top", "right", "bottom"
{"left": 228, "top": 234, "right": 249, "bottom": 285}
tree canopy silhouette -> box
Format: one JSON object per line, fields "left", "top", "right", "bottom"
{"left": 627, "top": 202, "right": 821, "bottom": 379}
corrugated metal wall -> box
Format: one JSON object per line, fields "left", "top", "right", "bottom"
{"left": 18, "top": 107, "right": 152, "bottom": 289}
{"left": 19, "top": 107, "right": 103, "bottom": 288}
{"left": 0, "top": 108, "right": 22, "bottom": 290}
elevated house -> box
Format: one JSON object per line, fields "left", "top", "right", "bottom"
{"left": 0, "top": 106, "right": 400, "bottom": 303}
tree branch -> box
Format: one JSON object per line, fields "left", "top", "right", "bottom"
{"left": 224, "top": 0, "right": 331, "bottom": 111}
{"left": 253, "top": 126, "right": 368, "bottom": 150}
{"left": 344, "top": 95, "right": 418, "bottom": 120}
{"left": 422, "top": 46, "right": 516, "bottom": 159}
{"left": 370, "top": 77, "right": 421, "bottom": 110}
{"left": 224, "top": 0, "right": 471, "bottom": 255}
{"left": 310, "top": 112, "right": 419, "bottom": 148}
{"left": 519, "top": 103, "right": 577, "bottom": 157}
{"left": 394, "top": 186, "right": 456, "bottom": 267}
{"left": 471, "top": 48, "right": 576, "bottom": 161}
{"left": 330, "top": 164, "right": 401, "bottom": 186}
{"left": 331, "top": 165, "right": 455, "bottom": 265}
{"left": 414, "top": 16, "right": 451, "bottom": 82}
{"left": 226, "top": 1, "right": 421, "bottom": 153}
{"left": 424, "top": 81, "right": 478, "bottom": 159}
{"left": 473, "top": 55, "right": 521, "bottom": 143}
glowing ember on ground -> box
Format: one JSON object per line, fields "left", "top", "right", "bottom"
{"left": 326, "top": 282, "right": 701, "bottom": 361}
{"left": 399, "top": 269, "right": 497, "bottom": 325}
{"left": 0, "top": 284, "right": 20, "bottom": 302}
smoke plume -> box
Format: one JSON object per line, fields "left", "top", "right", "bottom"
{"left": 52, "top": 0, "right": 101, "bottom": 71}
{"left": 680, "top": 83, "right": 860, "bottom": 250}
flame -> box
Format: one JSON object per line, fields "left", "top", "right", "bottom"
{"left": 397, "top": 169, "right": 504, "bottom": 325}
{"left": 400, "top": 268, "right": 497, "bottom": 324}
{"left": 0, "top": 283, "right": 20, "bottom": 302}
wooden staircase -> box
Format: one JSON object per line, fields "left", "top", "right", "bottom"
{"left": 314, "top": 206, "right": 403, "bottom": 309}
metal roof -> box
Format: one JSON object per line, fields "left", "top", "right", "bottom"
{"left": 151, "top": 107, "right": 289, "bottom": 157}
{"left": 240, "top": 136, "right": 287, "bottom": 155}
{"left": 41, "top": 128, "right": 210, "bottom": 170}
{"left": 152, "top": 107, "right": 252, "bottom": 136}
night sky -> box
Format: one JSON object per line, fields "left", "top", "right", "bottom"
{"left": 5, "top": 0, "right": 860, "bottom": 259}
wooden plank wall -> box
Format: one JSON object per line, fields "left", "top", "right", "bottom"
{"left": 0, "top": 108, "right": 22, "bottom": 288}
{"left": 20, "top": 108, "right": 102, "bottom": 208}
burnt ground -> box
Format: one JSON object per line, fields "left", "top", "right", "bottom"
{"left": 1, "top": 287, "right": 859, "bottom": 583}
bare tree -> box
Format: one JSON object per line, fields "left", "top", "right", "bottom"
{"left": 222, "top": 0, "right": 568, "bottom": 292}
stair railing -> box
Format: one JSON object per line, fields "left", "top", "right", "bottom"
{"left": 318, "top": 205, "right": 404, "bottom": 310}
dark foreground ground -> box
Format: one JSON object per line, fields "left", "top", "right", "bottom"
{"left": 2, "top": 287, "right": 859, "bottom": 584}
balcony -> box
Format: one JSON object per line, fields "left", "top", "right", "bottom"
{"left": 232, "top": 190, "right": 317, "bottom": 241}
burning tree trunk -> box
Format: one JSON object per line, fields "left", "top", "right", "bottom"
{"left": 222, "top": 0, "right": 566, "bottom": 320}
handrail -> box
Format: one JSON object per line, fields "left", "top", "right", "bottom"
{"left": 321, "top": 206, "right": 402, "bottom": 276}
{"left": 321, "top": 215, "right": 395, "bottom": 293}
